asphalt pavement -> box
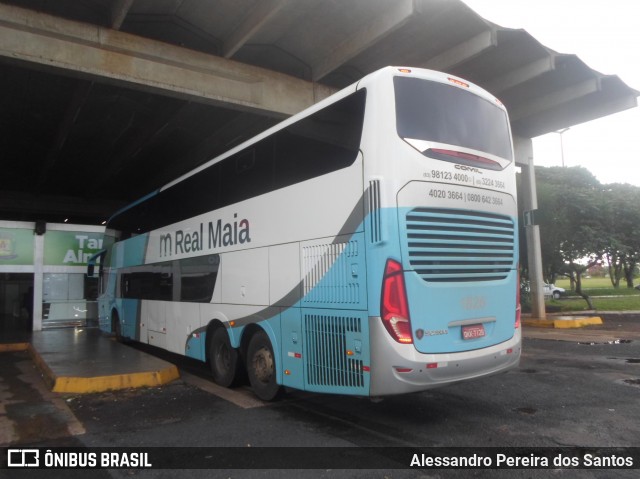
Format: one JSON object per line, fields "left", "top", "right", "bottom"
{"left": 2, "top": 315, "right": 640, "bottom": 479}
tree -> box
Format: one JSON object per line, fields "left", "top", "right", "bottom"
{"left": 601, "top": 184, "right": 640, "bottom": 288}
{"left": 531, "top": 165, "right": 640, "bottom": 306}
{"left": 534, "top": 166, "right": 606, "bottom": 309}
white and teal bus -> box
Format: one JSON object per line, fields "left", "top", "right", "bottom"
{"left": 90, "top": 67, "right": 521, "bottom": 401}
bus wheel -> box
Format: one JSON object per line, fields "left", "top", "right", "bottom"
{"left": 247, "top": 330, "right": 282, "bottom": 401}
{"left": 209, "top": 327, "right": 239, "bottom": 387}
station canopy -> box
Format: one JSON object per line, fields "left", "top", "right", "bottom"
{"left": 0, "top": 0, "right": 637, "bottom": 223}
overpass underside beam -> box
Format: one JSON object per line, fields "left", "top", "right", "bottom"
{"left": 0, "top": 3, "right": 335, "bottom": 118}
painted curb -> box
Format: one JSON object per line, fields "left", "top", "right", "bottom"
{"left": 0, "top": 342, "right": 29, "bottom": 352}
{"left": 1, "top": 341, "right": 180, "bottom": 394}
{"left": 523, "top": 316, "right": 603, "bottom": 329}
{"left": 49, "top": 365, "right": 181, "bottom": 394}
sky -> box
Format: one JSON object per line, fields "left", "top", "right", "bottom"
{"left": 461, "top": 0, "right": 640, "bottom": 186}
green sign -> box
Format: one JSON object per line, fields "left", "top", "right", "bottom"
{"left": 0, "top": 228, "right": 35, "bottom": 265}
{"left": 44, "top": 231, "right": 104, "bottom": 266}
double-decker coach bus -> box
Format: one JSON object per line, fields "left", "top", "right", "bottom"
{"left": 89, "top": 67, "right": 521, "bottom": 401}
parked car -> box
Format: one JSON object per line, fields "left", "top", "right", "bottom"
{"left": 544, "top": 283, "right": 565, "bottom": 299}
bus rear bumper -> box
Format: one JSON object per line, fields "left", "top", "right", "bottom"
{"left": 368, "top": 316, "right": 521, "bottom": 396}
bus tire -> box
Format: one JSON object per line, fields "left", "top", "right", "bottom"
{"left": 247, "top": 330, "right": 283, "bottom": 401}
{"left": 209, "top": 327, "right": 239, "bottom": 388}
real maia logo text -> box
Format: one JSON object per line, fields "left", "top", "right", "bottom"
{"left": 159, "top": 214, "right": 250, "bottom": 257}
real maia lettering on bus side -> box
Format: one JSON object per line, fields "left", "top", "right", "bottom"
{"left": 160, "top": 214, "right": 251, "bottom": 257}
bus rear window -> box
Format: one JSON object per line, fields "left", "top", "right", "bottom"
{"left": 394, "top": 76, "right": 513, "bottom": 163}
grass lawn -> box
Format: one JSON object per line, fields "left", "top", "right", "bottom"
{"left": 554, "top": 277, "right": 630, "bottom": 289}
{"left": 546, "top": 277, "right": 640, "bottom": 312}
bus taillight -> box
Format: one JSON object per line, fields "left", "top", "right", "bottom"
{"left": 381, "top": 259, "right": 413, "bottom": 344}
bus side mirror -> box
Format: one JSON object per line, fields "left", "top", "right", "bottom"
{"left": 87, "top": 249, "right": 106, "bottom": 278}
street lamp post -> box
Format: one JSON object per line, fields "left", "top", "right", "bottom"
{"left": 556, "top": 127, "right": 570, "bottom": 167}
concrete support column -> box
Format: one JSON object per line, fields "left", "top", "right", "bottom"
{"left": 32, "top": 232, "right": 44, "bottom": 331}
{"left": 514, "top": 136, "right": 546, "bottom": 319}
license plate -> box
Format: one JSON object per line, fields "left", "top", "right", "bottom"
{"left": 462, "top": 324, "right": 486, "bottom": 340}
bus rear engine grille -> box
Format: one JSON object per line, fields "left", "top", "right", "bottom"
{"left": 405, "top": 208, "right": 515, "bottom": 282}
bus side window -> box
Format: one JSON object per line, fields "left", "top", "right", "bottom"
{"left": 178, "top": 255, "right": 220, "bottom": 303}
{"left": 274, "top": 89, "right": 365, "bottom": 189}
{"left": 221, "top": 139, "right": 274, "bottom": 205}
